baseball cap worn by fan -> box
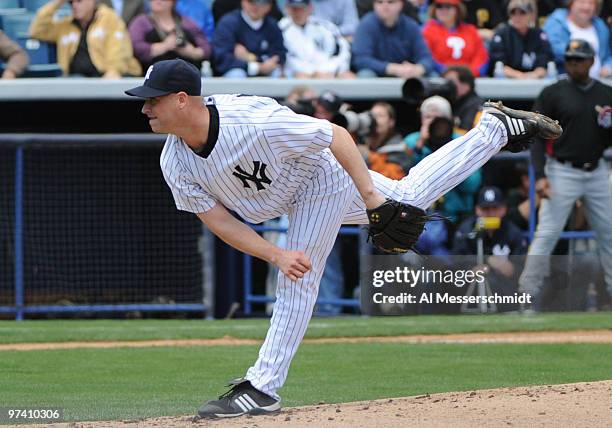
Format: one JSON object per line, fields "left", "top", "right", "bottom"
{"left": 564, "top": 39, "right": 595, "bottom": 59}
{"left": 434, "top": 0, "right": 461, "bottom": 5}
{"left": 318, "top": 91, "right": 342, "bottom": 113}
{"left": 507, "top": 0, "right": 534, "bottom": 14}
{"left": 287, "top": 0, "right": 310, "bottom": 6}
{"left": 125, "top": 59, "right": 202, "bottom": 98}
{"left": 477, "top": 186, "right": 505, "bottom": 207}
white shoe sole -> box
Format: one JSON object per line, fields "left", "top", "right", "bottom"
{"left": 200, "top": 402, "right": 282, "bottom": 419}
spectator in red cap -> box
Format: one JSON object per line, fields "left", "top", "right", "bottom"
{"left": 422, "top": 0, "right": 489, "bottom": 76}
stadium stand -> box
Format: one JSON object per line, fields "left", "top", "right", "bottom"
{"left": 0, "top": 3, "right": 62, "bottom": 75}
{"left": 0, "top": 0, "right": 19, "bottom": 8}
{"left": 0, "top": 11, "right": 33, "bottom": 38}
{"left": 0, "top": 8, "right": 26, "bottom": 32}
{"left": 22, "top": 0, "right": 52, "bottom": 12}
{"left": 16, "top": 36, "right": 62, "bottom": 76}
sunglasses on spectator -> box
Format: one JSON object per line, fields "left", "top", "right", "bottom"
{"left": 435, "top": 4, "right": 456, "bottom": 10}
{"left": 510, "top": 8, "right": 530, "bottom": 15}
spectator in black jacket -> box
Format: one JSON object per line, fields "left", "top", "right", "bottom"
{"left": 453, "top": 186, "right": 528, "bottom": 311}
{"left": 489, "top": 0, "right": 553, "bottom": 79}
{"left": 212, "top": 0, "right": 286, "bottom": 77}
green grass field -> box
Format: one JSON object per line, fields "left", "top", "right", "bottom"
{"left": 1, "top": 313, "right": 611, "bottom": 422}
{"left": 1, "top": 312, "right": 611, "bottom": 344}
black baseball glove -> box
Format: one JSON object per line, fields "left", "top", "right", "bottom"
{"left": 366, "top": 199, "right": 429, "bottom": 254}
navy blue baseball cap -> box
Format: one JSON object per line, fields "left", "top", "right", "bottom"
{"left": 317, "top": 91, "right": 342, "bottom": 113}
{"left": 287, "top": 0, "right": 310, "bottom": 6}
{"left": 477, "top": 186, "right": 505, "bottom": 207}
{"left": 125, "top": 59, "right": 201, "bottom": 98}
{"left": 564, "top": 39, "right": 595, "bottom": 59}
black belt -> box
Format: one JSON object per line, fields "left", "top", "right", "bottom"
{"left": 555, "top": 158, "right": 598, "bottom": 172}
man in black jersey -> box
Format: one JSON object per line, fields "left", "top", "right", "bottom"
{"left": 519, "top": 39, "right": 612, "bottom": 311}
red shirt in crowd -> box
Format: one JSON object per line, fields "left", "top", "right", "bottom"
{"left": 422, "top": 19, "right": 489, "bottom": 76}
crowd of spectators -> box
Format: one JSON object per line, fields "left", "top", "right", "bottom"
{"left": 268, "top": 24, "right": 610, "bottom": 312}
{"left": 0, "top": 0, "right": 610, "bottom": 79}
{"left": 1, "top": 0, "right": 610, "bottom": 312}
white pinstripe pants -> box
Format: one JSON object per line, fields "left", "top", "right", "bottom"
{"left": 245, "top": 113, "right": 508, "bottom": 399}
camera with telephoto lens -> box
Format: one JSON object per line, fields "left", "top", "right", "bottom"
{"left": 282, "top": 98, "right": 316, "bottom": 117}
{"left": 426, "top": 116, "right": 454, "bottom": 152}
{"left": 474, "top": 217, "right": 501, "bottom": 232}
{"left": 402, "top": 77, "right": 457, "bottom": 105}
{"left": 317, "top": 91, "right": 376, "bottom": 138}
{"left": 332, "top": 110, "right": 376, "bottom": 139}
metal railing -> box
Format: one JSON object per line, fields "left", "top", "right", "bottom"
{"left": 242, "top": 225, "right": 363, "bottom": 315}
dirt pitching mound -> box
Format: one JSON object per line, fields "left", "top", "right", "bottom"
{"left": 8, "top": 381, "right": 612, "bottom": 428}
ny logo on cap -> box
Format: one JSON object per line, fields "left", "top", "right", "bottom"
{"left": 144, "top": 65, "right": 154, "bottom": 81}
{"left": 484, "top": 189, "right": 496, "bottom": 202}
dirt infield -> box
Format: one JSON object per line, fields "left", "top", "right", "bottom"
{"left": 6, "top": 381, "right": 612, "bottom": 427}
{"left": 3, "top": 329, "right": 612, "bottom": 351}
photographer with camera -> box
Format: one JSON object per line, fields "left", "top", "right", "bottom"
{"left": 361, "top": 102, "right": 412, "bottom": 180}
{"left": 404, "top": 96, "right": 482, "bottom": 224}
{"left": 453, "top": 186, "right": 528, "bottom": 310}
{"left": 281, "top": 85, "right": 318, "bottom": 116}
{"left": 442, "top": 65, "right": 484, "bottom": 131}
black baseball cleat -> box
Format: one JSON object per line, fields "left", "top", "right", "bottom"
{"left": 196, "top": 379, "right": 281, "bottom": 419}
{"left": 483, "top": 101, "right": 563, "bottom": 152}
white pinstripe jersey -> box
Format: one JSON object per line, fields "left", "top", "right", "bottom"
{"left": 160, "top": 94, "right": 342, "bottom": 223}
